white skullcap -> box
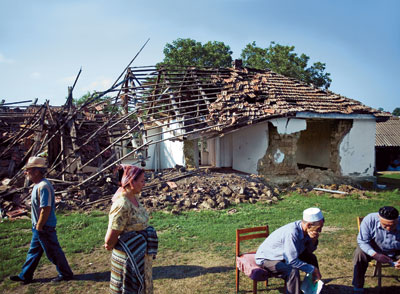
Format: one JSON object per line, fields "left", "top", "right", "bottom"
{"left": 303, "top": 207, "right": 323, "bottom": 222}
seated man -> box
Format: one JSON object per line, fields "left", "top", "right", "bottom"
{"left": 352, "top": 206, "right": 400, "bottom": 293}
{"left": 255, "top": 207, "right": 324, "bottom": 294}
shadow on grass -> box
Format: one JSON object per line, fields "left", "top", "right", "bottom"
{"left": 31, "top": 271, "right": 110, "bottom": 283}
{"left": 323, "top": 284, "right": 400, "bottom": 294}
{"left": 153, "top": 265, "right": 234, "bottom": 279}
{"left": 322, "top": 277, "right": 400, "bottom": 294}
{"left": 73, "top": 271, "right": 110, "bottom": 282}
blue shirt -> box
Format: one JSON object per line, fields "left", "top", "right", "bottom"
{"left": 31, "top": 178, "right": 57, "bottom": 227}
{"left": 255, "top": 220, "right": 316, "bottom": 273}
{"left": 358, "top": 212, "right": 400, "bottom": 257}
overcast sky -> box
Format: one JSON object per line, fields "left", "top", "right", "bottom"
{"left": 1, "top": 0, "right": 399, "bottom": 112}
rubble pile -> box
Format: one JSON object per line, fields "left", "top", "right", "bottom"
{"left": 1, "top": 165, "right": 372, "bottom": 220}
{"left": 0, "top": 99, "right": 139, "bottom": 220}
{"left": 140, "top": 168, "right": 281, "bottom": 213}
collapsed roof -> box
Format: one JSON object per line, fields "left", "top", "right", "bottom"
{"left": 0, "top": 63, "right": 390, "bottom": 197}
{"left": 124, "top": 63, "right": 390, "bottom": 141}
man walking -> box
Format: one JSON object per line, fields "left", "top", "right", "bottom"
{"left": 255, "top": 207, "right": 324, "bottom": 294}
{"left": 10, "top": 156, "right": 73, "bottom": 284}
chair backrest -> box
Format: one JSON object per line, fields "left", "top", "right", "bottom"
{"left": 236, "top": 226, "right": 269, "bottom": 257}
{"left": 357, "top": 216, "right": 364, "bottom": 232}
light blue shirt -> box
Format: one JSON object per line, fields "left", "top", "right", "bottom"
{"left": 31, "top": 178, "right": 57, "bottom": 227}
{"left": 358, "top": 212, "right": 400, "bottom": 257}
{"left": 255, "top": 220, "right": 316, "bottom": 273}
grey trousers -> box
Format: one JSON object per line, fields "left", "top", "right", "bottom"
{"left": 260, "top": 251, "right": 318, "bottom": 294}
{"left": 352, "top": 245, "right": 400, "bottom": 288}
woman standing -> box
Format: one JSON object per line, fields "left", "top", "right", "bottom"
{"left": 104, "top": 165, "right": 157, "bottom": 294}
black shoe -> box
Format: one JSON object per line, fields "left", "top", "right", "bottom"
{"left": 51, "top": 275, "right": 73, "bottom": 282}
{"left": 10, "top": 275, "right": 32, "bottom": 284}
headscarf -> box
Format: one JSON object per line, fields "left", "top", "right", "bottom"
{"left": 112, "top": 164, "right": 143, "bottom": 202}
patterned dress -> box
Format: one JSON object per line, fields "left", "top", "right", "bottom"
{"left": 108, "top": 193, "right": 153, "bottom": 294}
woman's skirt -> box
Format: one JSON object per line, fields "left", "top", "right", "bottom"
{"left": 110, "top": 248, "right": 153, "bottom": 294}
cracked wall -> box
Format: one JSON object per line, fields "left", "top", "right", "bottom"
{"left": 258, "top": 118, "right": 354, "bottom": 177}
{"left": 258, "top": 119, "right": 303, "bottom": 176}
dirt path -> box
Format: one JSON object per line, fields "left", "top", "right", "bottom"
{"left": 3, "top": 248, "right": 399, "bottom": 294}
{"left": 3, "top": 239, "right": 400, "bottom": 293}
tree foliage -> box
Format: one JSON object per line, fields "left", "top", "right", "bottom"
{"left": 73, "top": 91, "right": 119, "bottom": 113}
{"left": 393, "top": 107, "right": 400, "bottom": 116}
{"left": 240, "top": 41, "right": 332, "bottom": 89}
{"left": 160, "top": 38, "right": 233, "bottom": 68}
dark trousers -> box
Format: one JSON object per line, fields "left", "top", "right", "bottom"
{"left": 352, "top": 245, "right": 399, "bottom": 289}
{"left": 261, "top": 251, "right": 319, "bottom": 294}
{"left": 18, "top": 226, "right": 73, "bottom": 281}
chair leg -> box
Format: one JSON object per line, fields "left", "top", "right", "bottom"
{"left": 373, "top": 262, "right": 381, "bottom": 277}
{"left": 253, "top": 280, "right": 257, "bottom": 294}
{"left": 376, "top": 262, "right": 382, "bottom": 290}
{"left": 236, "top": 267, "right": 239, "bottom": 293}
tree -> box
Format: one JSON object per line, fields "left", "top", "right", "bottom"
{"left": 240, "top": 41, "right": 332, "bottom": 89}
{"left": 73, "top": 91, "right": 120, "bottom": 113}
{"left": 160, "top": 38, "right": 233, "bottom": 68}
{"left": 393, "top": 107, "right": 400, "bottom": 116}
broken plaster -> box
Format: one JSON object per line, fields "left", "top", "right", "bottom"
{"left": 274, "top": 149, "right": 285, "bottom": 163}
{"left": 270, "top": 118, "right": 306, "bottom": 134}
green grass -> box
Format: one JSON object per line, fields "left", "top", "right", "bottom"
{"left": 1, "top": 189, "right": 400, "bottom": 285}
{"left": 0, "top": 211, "right": 108, "bottom": 281}
{"left": 379, "top": 173, "right": 400, "bottom": 179}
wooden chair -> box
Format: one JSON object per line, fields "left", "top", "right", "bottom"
{"left": 357, "top": 216, "right": 392, "bottom": 289}
{"left": 236, "top": 225, "right": 283, "bottom": 294}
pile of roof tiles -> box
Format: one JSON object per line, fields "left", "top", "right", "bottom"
{"left": 207, "top": 67, "right": 389, "bottom": 131}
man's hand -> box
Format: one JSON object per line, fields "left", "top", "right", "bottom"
{"left": 312, "top": 267, "right": 322, "bottom": 282}
{"left": 372, "top": 252, "right": 393, "bottom": 264}
{"left": 36, "top": 206, "right": 51, "bottom": 232}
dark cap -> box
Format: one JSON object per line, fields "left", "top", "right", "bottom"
{"left": 379, "top": 206, "right": 399, "bottom": 220}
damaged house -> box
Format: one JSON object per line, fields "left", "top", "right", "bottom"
{"left": 122, "top": 62, "right": 390, "bottom": 184}
{"left": 0, "top": 61, "right": 391, "bottom": 217}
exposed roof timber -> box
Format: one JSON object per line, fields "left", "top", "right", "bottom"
{"left": 122, "top": 65, "right": 390, "bottom": 139}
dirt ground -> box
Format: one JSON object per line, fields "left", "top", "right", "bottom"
{"left": 1, "top": 168, "right": 397, "bottom": 293}
{"left": 3, "top": 240, "right": 400, "bottom": 294}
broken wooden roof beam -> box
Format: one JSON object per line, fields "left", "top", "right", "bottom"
{"left": 75, "top": 141, "right": 152, "bottom": 188}
{"left": 144, "top": 114, "right": 209, "bottom": 132}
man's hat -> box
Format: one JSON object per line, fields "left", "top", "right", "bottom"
{"left": 24, "top": 156, "right": 47, "bottom": 169}
{"left": 379, "top": 206, "right": 399, "bottom": 220}
{"left": 303, "top": 207, "right": 324, "bottom": 222}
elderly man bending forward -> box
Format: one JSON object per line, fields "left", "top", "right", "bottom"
{"left": 352, "top": 206, "right": 400, "bottom": 293}
{"left": 255, "top": 207, "right": 324, "bottom": 294}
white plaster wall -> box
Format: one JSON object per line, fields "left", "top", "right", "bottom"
{"left": 231, "top": 122, "right": 269, "bottom": 174}
{"left": 339, "top": 119, "right": 376, "bottom": 176}
{"left": 160, "top": 127, "right": 184, "bottom": 169}
{"left": 143, "top": 128, "right": 160, "bottom": 169}
{"left": 142, "top": 126, "right": 184, "bottom": 170}
{"left": 213, "top": 134, "right": 233, "bottom": 167}
{"left": 207, "top": 138, "right": 216, "bottom": 166}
